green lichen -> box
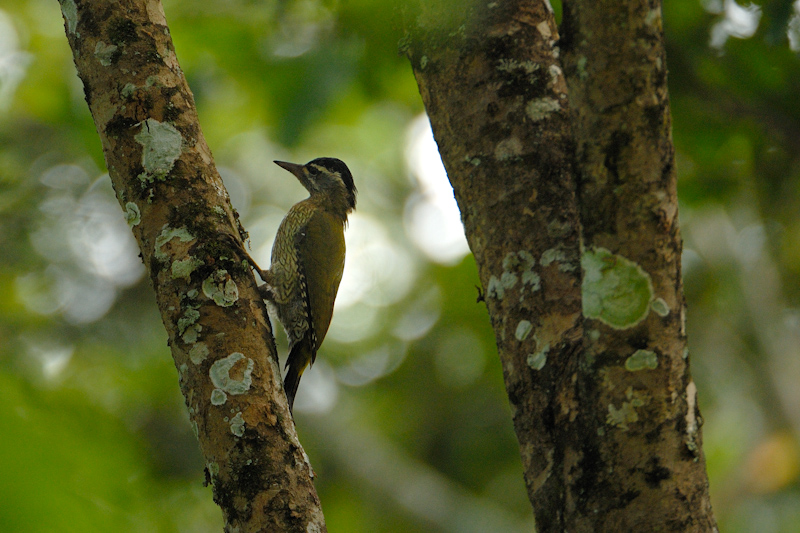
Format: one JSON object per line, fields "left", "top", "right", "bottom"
{"left": 515, "top": 320, "right": 533, "bottom": 341}
{"left": 625, "top": 349, "right": 658, "bottom": 371}
{"left": 154, "top": 225, "right": 194, "bottom": 262}
{"left": 210, "top": 352, "right": 254, "bottom": 395}
{"left": 210, "top": 389, "right": 227, "bottom": 406}
{"left": 171, "top": 257, "right": 204, "bottom": 281}
{"left": 189, "top": 343, "right": 209, "bottom": 364}
{"left": 94, "top": 41, "right": 118, "bottom": 66}
{"left": 202, "top": 269, "right": 239, "bottom": 307}
{"left": 124, "top": 202, "right": 140, "bottom": 227}
{"left": 230, "top": 412, "right": 245, "bottom": 437}
{"left": 134, "top": 118, "right": 183, "bottom": 182}
{"left": 651, "top": 297, "right": 670, "bottom": 317}
{"left": 59, "top": 0, "right": 78, "bottom": 35}
{"left": 581, "top": 247, "right": 653, "bottom": 329}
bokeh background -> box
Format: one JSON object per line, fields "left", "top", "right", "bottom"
{"left": 1, "top": 0, "right": 799, "bottom": 531}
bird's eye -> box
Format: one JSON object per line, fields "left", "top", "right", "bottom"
{"left": 308, "top": 166, "right": 320, "bottom": 176}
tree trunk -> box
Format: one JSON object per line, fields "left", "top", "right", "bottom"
{"left": 405, "top": 0, "right": 718, "bottom": 530}
{"left": 57, "top": 1, "right": 325, "bottom": 531}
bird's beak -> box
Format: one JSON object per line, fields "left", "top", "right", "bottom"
{"left": 274, "top": 160, "right": 305, "bottom": 179}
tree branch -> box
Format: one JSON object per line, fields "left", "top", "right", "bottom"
{"left": 57, "top": 0, "right": 325, "bottom": 530}
{"left": 404, "top": 0, "right": 584, "bottom": 527}
{"left": 406, "top": 0, "right": 718, "bottom": 530}
{"left": 560, "top": 0, "right": 717, "bottom": 529}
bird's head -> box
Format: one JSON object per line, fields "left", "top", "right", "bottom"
{"left": 274, "top": 158, "right": 357, "bottom": 216}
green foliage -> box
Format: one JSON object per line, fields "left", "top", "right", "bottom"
{"left": 1, "top": 0, "right": 800, "bottom": 530}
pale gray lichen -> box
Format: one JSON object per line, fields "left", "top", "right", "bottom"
{"left": 515, "top": 320, "right": 533, "bottom": 341}
{"left": 171, "top": 257, "right": 204, "bottom": 281}
{"left": 625, "top": 349, "right": 658, "bottom": 371}
{"left": 202, "top": 269, "right": 239, "bottom": 307}
{"left": 230, "top": 412, "right": 245, "bottom": 437}
{"left": 134, "top": 118, "right": 183, "bottom": 182}
{"left": 182, "top": 324, "right": 201, "bottom": 344}
{"left": 207, "top": 461, "right": 219, "bottom": 481}
{"left": 577, "top": 56, "right": 589, "bottom": 80}
{"left": 154, "top": 225, "right": 195, "bottom": 262}
{"left": 210, "top": 352, "right": 254, "bottom": 395}
{"left": 548, "top": 64, "right": 562, "bottom": 85}
{"left": 494, "top": 137, "right": 523, "bottom": 161}
{"left": 606, "top": 387, "right": 645, "bottom": 430}
{"left": 210, "top": 388, "right": 227, "bottom": 406}
{"left": 59, "top": 0, "right": 78, "bottom": 35}
{"left": 121, "top": 83, "right": 137, "bottom": 99}
{"left": 526, "top": 97, "right": 561, "bottom": 122}
{"left": 497, "top": 58, "right": 539, "bottom": 76}
{"left": 177, "top": 305, "right": 200, "bottom": 336}
{"left": 527, "top": 346, "right": 548, "bottom": 370}
{"left": 488, "top": 251, "right": 541, "bottom": 301}
{"left": 650, "top": 297, "right": 670, "bottom": 317}
{"left": 540, "top": 247, "right": 576, "bottom": 272}
{"left": 581, "top": 247, "right": 654, "bottom": 329}
{"left": 645, "top": 9, "right": 660, "bottom": 26}
{"left": 685, "top": 381, "right": 699, "bottom": 454}
{"left": 516, "top": 251, "right": 540, "bottom": 289}
{"left": 487, "top": 275, "right": 504, "bottom": 299}
{"left": 94, "top": 41, "right": 118, "bottom": 66}
{"left": 189, "top": 343, "right": 209, "bottom": 364}
{"left": 420, "top": 55, "right": 429, "bottom": 70}
{"left": 124, "top": 202, "right": 140, "bottom": 227}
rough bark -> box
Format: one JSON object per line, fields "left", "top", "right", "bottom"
{"left": 404, "top": 0, "right": 585, "bottom": 526}
{"left": 561, "top": 1, "right": 717, "bottom": 530}
{"left": 57, "top": 1, "right": 325, "bottom": 531}
{"left": 406, "top": 0, "right": 718, "bottom": 530}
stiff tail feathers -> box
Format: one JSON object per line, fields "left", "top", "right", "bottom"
{"left": 283, "top": 338, "right": 314, "bottom": 412}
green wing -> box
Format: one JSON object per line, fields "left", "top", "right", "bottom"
{"left": 296, "top": 209, "right": 345, "bottom": 354}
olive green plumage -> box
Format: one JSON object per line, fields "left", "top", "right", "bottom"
{"left": 259, "top": 158, "right": 356, "bottom": 411}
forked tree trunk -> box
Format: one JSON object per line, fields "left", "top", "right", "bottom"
{"left": 59, "top": 0, "right": 717, "bottom": 529}
{"left": 405, "top": 0, "right": 718, "bottom": 530}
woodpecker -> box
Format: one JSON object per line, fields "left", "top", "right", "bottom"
{"left": 245, "top": 158, "right": 356, "bottom": 411}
